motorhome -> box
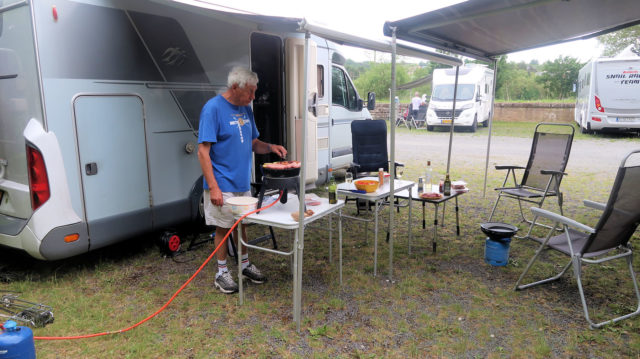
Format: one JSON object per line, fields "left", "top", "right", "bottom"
{"left": 574, "top": 54, "right": 640, "bottom": 133}
{"left": 0, "top": 0, "right": 375, "bottom": 260}
{"left": 426, "top": 65, "right": 494, "bottom": 132}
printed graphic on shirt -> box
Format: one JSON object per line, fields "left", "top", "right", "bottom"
{"left": 229, "top": 113, "right": 250, "bottom": 143}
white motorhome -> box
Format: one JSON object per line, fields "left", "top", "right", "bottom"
{"left": 426, "top": 65, "right": 494, "bottom": 132}
{"left": 0, "top": 0, "right": 375, "bottom": 260}
{"left": 574, "top": 55, "right": 640, "bottom": 133}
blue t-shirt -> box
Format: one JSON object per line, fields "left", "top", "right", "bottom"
{"left": 198, "top": 95, "right": 259, "bottom": 192}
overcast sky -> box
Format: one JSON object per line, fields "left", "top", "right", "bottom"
{"left": 198, "top": 0, "right": 603, "bottom": 63}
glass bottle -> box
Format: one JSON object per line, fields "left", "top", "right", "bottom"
{"left": 443, "top": 173, "right": 451, "bottom": 196}
{"left": 425, "top": 160, "right": 433, "bottom": 191}
{"left": 328, "top": 168, "right": 337, "bottom": 204}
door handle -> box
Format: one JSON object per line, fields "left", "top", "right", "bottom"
{"left": 85, "top": 162, "right": 98, "bottom": 176}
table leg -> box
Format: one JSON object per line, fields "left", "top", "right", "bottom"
{"left": 238, "top": 222, "right": 244, "bottom": 305}
{"left": 408, "top": 195, "right": 413, "bottom": 255}
{"left": 329, "top": 213, "right": 333, "bottom": 263}
{"left": 292, "top": 229, "right": 299, "bottom": 326}
{"left": 339, "top": 209, "right": 343, "bottom": 286}
{"left": 441, "top": 201, "right": 446, "bottom": 227}
{"left": 433, "top": 204, "right": 439, "bottom": 253}
{"left": 422, "top": 202, "right": 426, "bottom": 229}
{"left": 374, "top": 200, "right": 379, "bottom": 277}
{"left": 295, "top": 228, "right": 304, "bottom": 332}
{"left": 455, "top": 196, "right": 460, "bottom": 236}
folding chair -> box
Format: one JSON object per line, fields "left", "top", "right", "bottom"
{"left": 515, "top": 149, "right": 640, "bottom": 328}
{"left": 347, "top": 119, "right": 404, "bottom": 215}
{"left": 410, "top": 104, "right": 427, "bottom": 129}
{"left": 395, "top": 105, "right": 411, "bottom": 129}
{"left": 488, "top": 123, "right": 574, "bottom": 231}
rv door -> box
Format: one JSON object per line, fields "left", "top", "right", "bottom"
{"left": 285, "top": 37, "right": 318, "bottom": 184}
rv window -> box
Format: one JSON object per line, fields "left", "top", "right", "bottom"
{"left": 332, "top": 66, "right": 347, "bottom": 107}
{"left": 317, "top": 65, "right": 324, "bottom": 98}
{"left": 331, "top": 66, "right": 358, "bottom": 111}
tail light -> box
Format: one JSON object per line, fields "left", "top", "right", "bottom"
{"left": 26, "top": 144, "right": 50, "bottom": 210}
{"left": 592, "top": 117, "right": 602, "bottom": 122}
{"left": 594, "top": 95, "right": 605, "bottom": 112}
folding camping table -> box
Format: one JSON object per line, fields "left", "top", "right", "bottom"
{"left": 395, "top": 185, "right": 468, "bottom": 253}
{"left": 235, "top": 195, "right": 344, "bottom": 329}
{"left": 337, "top": 178, "right": 414, "bottom": 277}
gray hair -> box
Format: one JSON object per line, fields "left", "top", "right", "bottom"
{"left": 227, "top": 66, "right": 259, "bottom": 88}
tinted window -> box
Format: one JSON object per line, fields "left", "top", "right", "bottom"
{"left": 332, "top": 66, "right": 346, "bottom": 107}
{"left": 432, "top": 84, "right": 475, "bottom": 101}
{"left": 332, "top": 66, "right": 358, "bottom": 110}
{"left": 317, "top": 65, "right": 324, "bottom": 98}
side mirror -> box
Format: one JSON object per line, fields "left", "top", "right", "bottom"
{"left": 357, "top": 98, "right": 363, "bottom": 111}
{"left": 572, "top": 83, "right": 577, "bottom": 93}
{"left": 367, "top": 92, "right": 376, "bottom": 110}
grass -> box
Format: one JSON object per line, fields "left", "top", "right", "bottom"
{"left": 2, "top": 123, "right": 640, "bottom": 357}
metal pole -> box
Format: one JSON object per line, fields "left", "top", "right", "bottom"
{"left": 294, "top": 31, "right": 311, "bottom": 332}
{"left": 446, "top": 66, "right": 460, "bottom": 174}
{"left": 483, "top": 59, "right": 499, "bottom": 197}
{"left": 389, "top": 27, "right": 397, "bottom": 280}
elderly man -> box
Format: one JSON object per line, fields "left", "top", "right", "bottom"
{"left": 197, "top": 66, "right": 287, "bottom": 294}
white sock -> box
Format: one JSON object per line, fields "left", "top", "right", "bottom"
{"left": 241, "top": 253, "right": 250, "bottom": 270}
{"left": 217, "top": 259, "right": 228, "bottom": 278}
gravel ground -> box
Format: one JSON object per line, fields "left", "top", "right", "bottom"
{"left": 392, "top": 127, "right": 635, "bottom": 176}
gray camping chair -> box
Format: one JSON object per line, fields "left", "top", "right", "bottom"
{"left": 410, "top": 104, "right": 427, "bottom": 129}
{"left": 488, "top": 123, "right": 574, "bottom": 231}
{"left": 515, "top": 149, "right": 640, "bottom": 329}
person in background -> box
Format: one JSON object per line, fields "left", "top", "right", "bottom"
{"left": 197, "top": 66, "right": 287, "bottom": 294}
{"left": 410, "top": 91, "right": 422, "bottom": 118}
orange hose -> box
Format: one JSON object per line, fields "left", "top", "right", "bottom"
{"left": 35, "top": 191, "right": 283, "bottom": 340}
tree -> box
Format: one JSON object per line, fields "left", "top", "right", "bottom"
{"left": 598, "top": 24, "right": 640, "bottom": 57}
{"left": 353, "top": 62, "right": 409, "bottom": 102}
{"left": 536, "top": 56, "right": 583, "bottom": 99}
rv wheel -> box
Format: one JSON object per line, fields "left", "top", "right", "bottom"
{"left": 470, "top": 117, "right": 477, "bottom": 133}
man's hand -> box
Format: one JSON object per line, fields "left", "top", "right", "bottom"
{"left": 270, "top": 144, "right": 287, "bottom": 159}
{"left": 210, "top": 187, "right": 224, "bottom": 207}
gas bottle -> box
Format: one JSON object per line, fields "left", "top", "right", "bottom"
{"left": 0, "top": 320, "right": 36, "bottom": 359}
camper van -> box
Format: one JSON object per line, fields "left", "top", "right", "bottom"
{"left": 0, "top": 0, "right": 374, "bottom": 260}
{"left": 574, "top": 56, "right": 640, "bottom": 133}
{"left": 426, "top": 65, "right": 494, "bottom": 132}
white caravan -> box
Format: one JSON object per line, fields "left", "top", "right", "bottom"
{"left": 426, "top": 65, "right": 494, "bottom": 132}
{"left": 574, "top": 54, "right": 640, "bottom": 133}
{"left": 0, "top": 0, "right": 374, "bottom": 259}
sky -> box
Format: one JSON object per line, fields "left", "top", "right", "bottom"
{"left": 197, "top": 0, "right": 603, "bottom": 64}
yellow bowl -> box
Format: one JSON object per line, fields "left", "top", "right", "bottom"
{"left": 354, "top": 179, "right": 379, "bottom": 193}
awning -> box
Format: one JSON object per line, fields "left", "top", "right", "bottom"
{"left": 383, "top": 0, "right": 640, "bottom": 62}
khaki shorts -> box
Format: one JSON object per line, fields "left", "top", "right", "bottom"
{"left": 203, "top": 190, "right": 251, "bottom": 228}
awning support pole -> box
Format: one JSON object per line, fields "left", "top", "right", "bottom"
{"left": 389, "top": 26, "right": 397, "bottom": 281}
{"left": 483, "top": 58, "right": 499, "bottom": 197}
{"left": 446, "top": 66, "right": 459, "bottom": 175}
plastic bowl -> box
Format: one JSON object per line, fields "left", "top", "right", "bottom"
{"left": 226, "top": 196, "right": 258, "bottom": 215}
{"left": 354, "top": 179, "right": 379, "bottom": 193}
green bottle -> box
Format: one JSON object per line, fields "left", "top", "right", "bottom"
{"left": 443, "top": 173, "right": 451, "bottom": 196}
{"left": 328, "top": 168, "right": 337, "bottom": 204}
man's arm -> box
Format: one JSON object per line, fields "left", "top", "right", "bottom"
{"left": 197, "top": 142, "right": 224, "bottom": 206}
{"left": 252, "top": 139, "right": 287, "bottom": 158}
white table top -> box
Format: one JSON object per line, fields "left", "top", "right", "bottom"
{"left": 395, "top": 185, "right": 469, "bottom": 203}
{"left": 337, "top": 177, "right": 414, "bottom": 200}
{"left": 241, "top": 194, "right": 344, "bottom": 230}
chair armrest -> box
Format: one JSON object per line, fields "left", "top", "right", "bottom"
{"left": 540, "top": 169, "right": 567, "bottom": 176}
{"left": 495, "top": 165, "right": 525, "bottom": 170}
{"left": 583, "top": 200, "right": 606, "bottom": 211}
{"left": 530, "top": 207, "right": 596, "bottom": 234}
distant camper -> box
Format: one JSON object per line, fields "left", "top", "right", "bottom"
{"left": 575, "top": 54, "right": 640, "bottom": 134}
{"left": 426, "top": 65, "right": 494, "bottom": 132}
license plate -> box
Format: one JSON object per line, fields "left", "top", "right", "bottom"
{"left": 441, "top": 119, "right": 452, "bottom": 124}
{"left": 616, "top": 117, "right": 637, "bottom": 123}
